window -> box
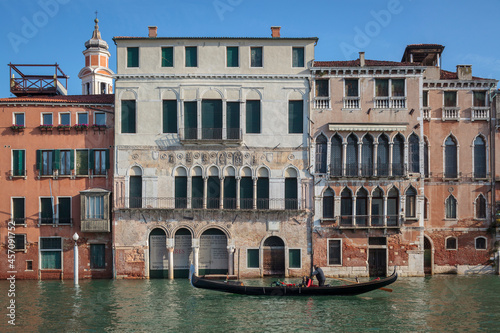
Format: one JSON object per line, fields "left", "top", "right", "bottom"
{"left": 192, "top": 175, "right": 204, "bottom": 209}
{"left": 445, "top": 195, "right": 457, "bottom": 219}
{"left": 14, "top": 234, "right": 25, "bottom": 251}
{"left": 392, "top": 134, "right": 404, "bottom": 176}
{"left": 85, "top": 195, "right": 105, "bottom": 219}
{"left": 91, "top": 149, "right": 109, "bottom": 175}
{"left": 226, "top": 102, "right": 240, "bottom": 140}
{"left": 371, "top": 188, "right": 383, "bottom": 226}
{"left": 423, "top": 90, "right": 428, "bottom": 108}
{"left": 40, "top": 197, "right": 54, "bottom": 224}
{"left": 227, "top": 46, "right": 239, "bottom": 67}
{"left": 95, "top": 112, "right": 106, "bottom": 126}
{"left": 446, "top": 237, "right": 457, "bottom": 250}
{"left": 346, "top": 134, "right": 358, "bottom": 177}
{"left": 330, "top": 134, "right": 343, "bottom": 176}
{"left": 247, "top": 249, "right": 259, "bottom": 268}
{"left": 40, "top": 237, "right": 62, "bottom": 269}
{"left": 473, "top": 91, "right": 486, "bottom": 107}
{"left": 444, "top": 136, "right": 458, "bottom": 178}
{"left": 289, "top": 249, "right": 301, "bottom": 268}
{"left": 375, "top": 79, "right": 405, "bottom": 108}
{"left": 392, "top": 79, "right": 405, "bottom": 97}
{"left": 90, "top": 244, "right": 106, "bottom": 269}
{"left": 77, "top": 113, "right": 89, "bottom": 125}
{"left": 387, "top": 188, "right": 399, "bottom": 226}
{"left": 474, "top": 136, "right": 486, "bottom": 178}
{"left": 175, "top": 175, "right": 188, "bottom": 209}
{"left": 444, "top": 91, "right": 457, "bottom": 107}
{"left": 26, "top": 261, "right": 33, "bottom": 271}
{"left": 315, "top": 135, "right": 327, "bottom": 174}
{"left": 42, "top": 113, "right": 53, "bottom": 126}
{"left": 340, "top": 188, "right": 352, "bottom": 225}
{"left": 377, "top": 134, "right": 389, "bottom": 176}
{"left": 12, "top": 150, "right": 25, "bottom": 177}
{"left": 475, "top": 237, "right": 487, "bottom": 250}
{"left": 58, "top": 197, "right": 71, "bottom": 224}
{"left": 256, "top": 174, "right": 269, "bottom": 210}
{"left": 246, "top": 100, "right": 260, "bottom": 134}
{"left": 76, "top": 150, "right": 89, "bottom": 176}
{"left": 161, "top": 47, "right": 173, "bottom": 67}
{"left": 475, "top": 195, "right": 486, "bottom": 219}
{"left": 185, "top": 46, "right": 197, "bottom": 67}
{"left": 285, "top": 176, "right": 298, "bottom": 210}
{"left": 100, "top": 82, "right": 107, "bottom": 94}
{"left": 316, "top": 80, "right": 329, "bottom": 97}
{"left": 127, "top": 47, "right": 139, "bottom": 67}
{"left": 356, "top": 188, "right": 368, "bottom": 226}
{"left": 405, "top": 186, "right": 417, "bottom": 218}
{"left": 328, "top": 239, "right": 341, "bottom": 265}
{"left": 323, "top": 189, "right": 334, "bottom": 219}
{"left": 207, "top": 175, "right": 220, "bottom": 209}
{"left": 292, "top": 47, "right": 304, "bottom": 67}
{"left": 408, "top": 134, "right": 420, "bottom": 173}
{"left": 60, "top": 113, "right": 70, "bottom": 126}
{"left": 14, "top": 113, "right": 24, "bottom": 126}
{"left": 250, "top": 47, "right": 262, "bottom": 67}
{"left": 129, "top": 175, "right": 142, "bottom": 208}
{"left": 375, "top": 79, "right": 389, "bottom": 97}
{"left": 163, "top": 100, "right": 177, "bottom": 133}
{"left": 361, "top": 135, "right": 374, "bottom": 176}
{"left": 202, "top": 99, "right": 222, "bottom": 139}
{"left": 184, "top": 101, "right": 197, "bottom": 140}
{"left": 240, "top": 176, "right": 253, "bottom": 209}
{"left": 37, "top": 150, "right": 53, "bottom": 176}
{"left": 59, "top": 150, "right": 72, "bottom": 176}
{"left": 345, "top": 79, "right": 359, "bottom": 97}
{"left": 424, "top": 139, "right": 429, "bottom": 178}
{"left": 121, "top": 100, "right": 136, "bottom": 133}
{"left": 12, "top": 198, "right": 25, "bottom": 225}
{"left": 288, "top": 100, "right": 303, "bottom": 134}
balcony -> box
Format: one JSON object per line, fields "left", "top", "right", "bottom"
{"left": 81, "top": 219, "right": 110, "bottom": 232}
{"left": 329, "top": 163, "right": 406, "bottom": 178}
{"left": 471, "top": 107, "right": 489, "bottom": 121}
{"left": 37, "top": 218, "right": 73, "bottom": 226}
{"left": 9, "top": 63, "right": 68, "bottom": 97}
{"left": 179, "top": 127, "right": 242, "bottom": 143}
{"left": 374, "top": 97, "right": 406, "bottom": 109}
{"left": 314, "top": 97, "right": 331, "bottom": 110}
{"left": 422, "top": 108, "right": 431, "bottom": 121}
{"left": 442, "top": 107, "right": 460, "bottom": 121}
{"left": 9, "top": 169, "right": 27, "bottom": 179}
{"left": 338, "top": 215, "right": 400, "bottom": 228}
{"left": 343, "top": 97, "right": 360, "bottom": 109}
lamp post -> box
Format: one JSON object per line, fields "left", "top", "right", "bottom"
{"left": 73, "top": 232, "right": 79, "bottom": 286}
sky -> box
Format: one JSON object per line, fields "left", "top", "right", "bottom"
{"left": 1, "top": 0, "right": 499, "bottom": 97}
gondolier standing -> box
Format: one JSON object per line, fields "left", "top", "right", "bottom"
{"left": 311, "top": 265, "right": 326, "bottom": 286}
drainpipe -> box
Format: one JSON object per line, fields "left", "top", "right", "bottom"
{"left": 489, "top": 89, "right": 498, "bottom": 273}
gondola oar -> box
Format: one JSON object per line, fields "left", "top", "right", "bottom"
{"left": 329, "top": 276, "right": 393, "bottom": 292}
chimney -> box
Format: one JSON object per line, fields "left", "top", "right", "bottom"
{"left": 359, "top": 52, "right": 365, "bottom": 67}
{"left": 148, "top": 26, "right": 157, "bottom": 38}
{"left": 271, "top": 26, "right": 281, "bottom": 38}
{"left": 456, "top": 65, "right": 472, "bottom": 80}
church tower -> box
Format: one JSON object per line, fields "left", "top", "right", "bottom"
{"left": 78, "top": 18, "right": 114, "bottom": 95}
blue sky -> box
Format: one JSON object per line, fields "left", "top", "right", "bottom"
{"left": 1, "top": 0, "right": 499, "bottom": 97}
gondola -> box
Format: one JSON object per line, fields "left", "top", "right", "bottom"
{"left": 189, "top": 266, "right": 397, "bottom": 296}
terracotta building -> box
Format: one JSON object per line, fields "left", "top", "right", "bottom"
{"left": 0, "top": 20, "right": 115, "bottom": 280}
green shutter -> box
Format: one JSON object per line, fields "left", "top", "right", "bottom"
{"left": 127, "top": 47, "right": 139, "bottom": 67}
{"left": 13, "top": 198, "right": 24, "bottom": 220}
{"left": 202, "top": 100, "right": 222, "bottom": 139}
{"left": 227, "top": 102, "right": 240, "bottom": 140}
{"left": 105, "top": 149, "right": 110, "bottom": 170}
{"left": 288, "top": 100, "right": 303, "bottom": 134}
{"left": 185, "top": 47, "right": 197, "bottom": 67}
{"left": 289, "top": 249, "right": 301, "bottom": 268}
{"left": 58, "top": 198, "right": 71, "bottom": 223}
{"left": 227, "top": 46, "right": 239, "bottom": 67}
{"left": 292, "top": 47, "right": 304, "bottom": 67}
{"left": 191, "top": 176, "right": 203, "bottom": 208}
{"left": 175, "top": 176, "right": 187, "bottom": 208}
{"left": 161, "top": 47, "right": 173, "bottom": 67}
{"left": 184, "top": 101, "right": 197, "bottom": 139}
{"left": 129, "top": 176, "right": 142, "bottom": 208}
{"left": 163, "top": 100, "right": 177, "bottom": 133}
{"left": 246, "top": 100, "right": 260, "bottom": 134}
{"left": 285, "top": 177, "right": 298, "bottom": 210}
{"left": 41, "top": 198, "right": 53, "bottom": 223}
{"left": 240, "top": 177, "right": 253, "bottom": 209}
{"left": 36, "top": 150, "right": 42, "bottom": 170}
{"left": 88, "top": 149, "right": 94, "bottom": 171}
{"left": 224, "top": 177, "right": 236, "bottom": 209}
{"left": 41, "top": 251, "right": 61, "bottom": 269}
{"left": 70, "top": 150, "right": 75, "bottom": 170}
{"left": 247, "top": 249, "right": 259, "bottom": 268}
{"left": 13, "top": 150, "right": 24, "bottom": 176}
{"left": 90, "top": 244, "right": 105, "bottom": 269}
{"left": 121, "top": 100, "right": 136, "bottom": 134}
{"left": 53, "top": 150, "right": 60, "bottom": 170}
{"left": 207, "top": 176, "right": 220, "bottom": 209}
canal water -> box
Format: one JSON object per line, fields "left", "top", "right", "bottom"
{"left": 2, "top": 275, "right": 500, "bottom": 332}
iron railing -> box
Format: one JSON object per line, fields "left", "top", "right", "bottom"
{"left": 339, "top": 215, "right": 400, "bottom": 228}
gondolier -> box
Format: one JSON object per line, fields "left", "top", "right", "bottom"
{"left": 311, "top": 265, "right": 326, "bottom": 286}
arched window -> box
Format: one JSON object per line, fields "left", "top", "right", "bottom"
{"left": 284, "top": 168, "right": 298, "bottom": 210}
{"left": 356, "top": 188, "right": 368, "bottom": 226}
{"left": 475, "top": 195, "right": 486, "bottom": 219}
{"left": 330, "top": 134, "right": 343, "bottom": 176}
{"left": 405, "top": 186, "right": 417, "bottom": 218}
{"left": 392, "top": 134, "right": 404, "bottom": 176}
{"left": 445, "top": 136, "right": 458, "bottom": 178}
{"left": 240, "top": 167, "right": 253, "bottom": 209}
{"left": 475, "top": 237, "right": 487, "bottom": 250}
{"left": 445, "top": 195, "right": 457, "bottom": 219}
{"left": 323, "top": 188, "right": 334, "bottom": 219}
{"left": 340, "top": 188, "right": 353, "bottom": 226}
{"left": 315, "top": 134, "right": 328, "bottom": 174}
{"left": 408, "top": 133, "right": 420, "bottom": 173}
{"left": 175, "top": 167, "right": 188, "bottom": 208}
{"left": 257, "top": 168, "right": 269, "bottom": 210}
{"left": 424, "top": 139, "right": 429, "bottom": 178}
{"left": 424, "top": 197, "right": 428, "bottom": 220}
{"left": 371, "top": 187, "right": 384, "bottom": 226}
{"left": 474, "top": 136, "right": 486, "bottom": 179}
{"left": 346, "top": 134, "right": 358, "bottom": 177}
{"left": 129, "top": 166, "right": 142, "bottom": 208}
{"left": 446, "top": 237, "right": 457, "bottom": 250}
{"left": 361, "top": 135, "right": 374, "bottom": 176}
{"left": 207, "top": 167, "right": 220, "bottom": 209}
{"left": 387, "top": 187, "right": 399, "bottom": 226}
{"left": 377, "top": 134, "right": 389, "bottom": 176}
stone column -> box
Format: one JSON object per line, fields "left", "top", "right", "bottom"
{"left": 167, "top": 238, "right": 175, "bottom": 280}
{"left": 236, "top": 176, "right": 241, "bottom": 209}
{"left": 220, "top": 176, "right": 224, "bottom": 209}
{"left": 192, "top": 238, "right": 200, "bottom": 275}
{"left": 203, "top": 177, "right": 208, "bottom": 209}
{"left": 227, "top": 245, "right": 235, "bottom": 275}
{"left": 252, "top": 177, "right": 258, "bottom": 209}
{"left": 342, "top": 142, "right": 347, "bottom": 177}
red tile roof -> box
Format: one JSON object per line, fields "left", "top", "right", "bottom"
{"left": 440, "top": 69, "right": 486, "bottom": 80}
{"left": 313, "top": 59, "right": 417, "bottom": 67}
{"left": 0, "top": 94, "right": 114, "bottom": 104}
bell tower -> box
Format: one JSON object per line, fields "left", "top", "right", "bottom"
{"left": 78, "top": 17, "right": 114, "bottom": 95}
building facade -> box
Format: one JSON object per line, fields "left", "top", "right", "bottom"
{"left": 112, "top": 27, "right": 316, "bottom": 279}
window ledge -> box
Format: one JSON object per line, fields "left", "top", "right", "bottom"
{"left": 445, "top": 248, "right": 458, "bottom": 251}
{"left": 341, "top": 108, "right": 361, "bottom": 111}
{"left": 13, "top": 249, "right": 26, "bottom": 252}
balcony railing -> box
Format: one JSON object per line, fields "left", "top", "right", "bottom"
{"left": 81, "top": 219, "right": 110, "bottom": 232}
{"left": 442, "top": 107, "right": 460, "bottom": 121}
{"left": 37, "top": 218, "right": 73, "bottom": 225}
{"left": 179, "top": 127, "right": 242, "bottom": 142}
{"left": 314, "top": 97, "right": 331, "bottom": 110}
{"left": 9, "top": 169, "right": 27, "bottom": 179}
{"left": 339, "top": 215, "right": 400, "bottom": 228}
{"left": 329, "top": 163, "right": 406, "bottom": 178}
{"left": 471, "top": 107, "right": 489, "bottom": 121}
{"left": 391, "top": 97, "right": 406, "bottom": 109}
{"left": 422, "top": 108, "right": 431, "bottom": 121}
{"left": 11, "top": 218, "right": 26, "bottom": 225}
{"left": 374, "top": 97, "right": 406, "bottom": 109}
{"left": 117, "top": 197, "right": 305, "bottom": 211}
{"left": 343, "top": 97, "right": 360, "bottom": 109}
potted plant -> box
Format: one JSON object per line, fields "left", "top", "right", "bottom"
{"left": 10, "top": 124, "right": 25, "bottom": 131}
{"left": 92, "top": 124, "right": 107, "bottom": 131}
{"left": 73, "top": 123, "right": 89, "bottom": 131}
{"left": 39, "top": 124, "right": 53, "bottom": 131}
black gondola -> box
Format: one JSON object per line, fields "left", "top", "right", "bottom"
{"left": 189, "top": 266, "right": 397, "bottom": 296}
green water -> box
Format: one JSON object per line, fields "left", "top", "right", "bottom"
{"left": 2, "top": 275, "right": 500, "bottom": 332}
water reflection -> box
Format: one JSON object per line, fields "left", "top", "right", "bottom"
{"left": 1, "top": 276, "right": 500, "bottom": 332}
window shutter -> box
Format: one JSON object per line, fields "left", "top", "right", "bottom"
{"left": 163, "top": 100, "right": 178, "bottom": 134}
{"left": 288, "top": 100, "right": 303, "bottom": 134}
{"left": 36, "top": 150, "right": 42, "bottom": 170}
{"left": 53, "top": 150, "right": 60, "bottom": 170}
{"left": 105, "top": 149, "right": 110, "bottom": 170}
{"left": 161, "top": 47, "right": 173, "bottom": 67}
{"left": 89, "top": 149, "right": 94, "bottom": 171}
{"left": 246, "top": 100, "right": 260, "bottom": 134}
{"left": 70, "top": 150, "right": 75, "bottom": 170}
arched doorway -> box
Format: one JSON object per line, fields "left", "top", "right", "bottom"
{"left": 199, "top": 229, "right": 228, "bottom": 275}
{"left": 424, "top": 236, "right": 433, "bottom": 275}
{"left": 174, "top": 228, "right": 192, "bottom": 278}
{"left": 263, "top": 236, "right": 285, "bottom": 276}
{"left": 149, "top": 228, "right": 168, "bottom": 278}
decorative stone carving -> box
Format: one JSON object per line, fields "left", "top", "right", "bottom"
{"left": 168, "top": 154, "right": 175, "bottom": 163}
{"left": 152, "top": 151, "right": 159, "bottom": 160}
{"left": 202, "top": 153, "right": 209, "bottom": 165}
{"left": 186, "top": 152, "right": 192, "bottom": 164}
{"left": 234, "top": 152, "right": 243, "bottom": 166}
{"left": 219, "top": 152, "right": 226, "bottom": 165}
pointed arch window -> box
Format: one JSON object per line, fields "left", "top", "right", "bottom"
{"left": 330, "top": 134, "right": 343, "bottom": 176}
{"left": 371, "top": 188, "right": 384, "bottom": 226}
{"left": 445, "top": 195, "right": 457, "bottom": 219}
{"left": 408, "top": 134, "right": 420, "bottom": 173}
{"left": 346, "top": 134, "right": 358, "bottom": 177}
{"left": 340, "top": 188, "right": 353, "bottom": 226}
{"left": 356, "top": 188, "right": 368, "bottom": 226}
{"left": 405, "top": 186, "right": 417, "bottom": 218}
{"left": 387, "top": 188, "right": 399, "bottom": 226}
{"left": 323, "top": 189, "right": 334, "bottom": 219}
{"left": 474, "top": 136, "right": 486, "bottom": 179}
{"left": 377, "top": 134, "right": 389, "bottom": 176}
{"left": 475, "top": 195, "right": 486, "bottom": 219}
{"left": 445, "top": 136, "right": 458, "bottom": 178}
{"left": 361, "top": 135, "right": 374, "bottom": 176}
{"left": 315, "top": 135, "right": 328, "bottom": 174}
{"left": 392, "top": 134, "right": 404, "bottom": 176}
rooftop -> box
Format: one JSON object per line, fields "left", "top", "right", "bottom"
{"left": 0, "top": 94, "right": 114, "bottom": 105}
